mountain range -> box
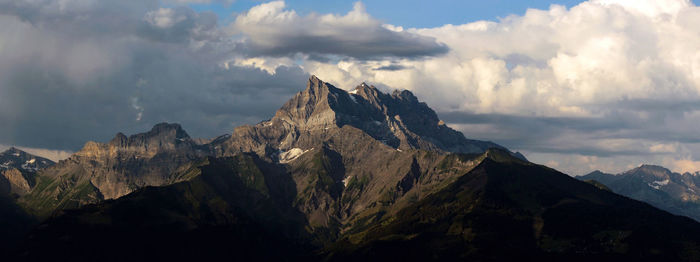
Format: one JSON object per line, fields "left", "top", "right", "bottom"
{"left": 0, "top": 148, "right": 53, "bottom": 250}
{"left": 3, "top": 76, "right": 700, "bottom": 261}
{"left": 1, "top": 147, "right": 54, "bottom": 197}
{"left": 580, "top": 165, "right": 700, "bottom": 222}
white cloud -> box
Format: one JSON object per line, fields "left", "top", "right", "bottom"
{"left": 308, "top": 0, "right": 700, "bottom": 117}
{"left": 239, "top": 0, "right": 700, "bottom": 175}
{"left": 668, "top": 158, "right": 700, "bottom": 173}
{"left": 230, "top": 1, "right": 448, "bottom": 59}
{"left": 592, "top": 0, "right": 691, "bottom": 17}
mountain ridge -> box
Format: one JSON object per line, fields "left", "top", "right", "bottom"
{"left": 18, "top": 75, "right": 518, "bottom": 219}
{"left": 217, "top": 75, "right": 522, "bottom": 160}
{"left": 19, "top": 123, "right": 210, "bottom": 217}
{"left": 16, "top": 148, "right": 700, "bottom": 261}
{"left": 1, "top": 148, "right": 54, "bottom": 198}
{"left": 579, "top": 164, "right": 700, "bottom": 221}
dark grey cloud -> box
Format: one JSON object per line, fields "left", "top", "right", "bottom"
{"left": 373, "top": 64, "right": 409, "bottom": 71}
{"left": 439, "top": 98, "right": 700, "bottom": 158}
{"left": 231, "top": 1, "right": 448, "bottom": 60}
{"left": 0, "top": 0, "right": 308, "bottom": 151}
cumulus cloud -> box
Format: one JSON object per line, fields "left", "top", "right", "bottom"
{"left": 265, "top": 0, "right": 700, "bottom": 174}
{"left": 229, "top": 1, "right": 448, "bottom": 60}
{"left": 669, "top": 159, "right": 700, "bottom": 174}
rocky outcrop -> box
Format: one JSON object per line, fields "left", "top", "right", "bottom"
{"left": 1, "top": 169, "right": 33, "bottom": 196}
{"left": 20, "top": 123, "right": 212, "bottom": 217}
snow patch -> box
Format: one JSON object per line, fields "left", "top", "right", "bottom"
{"left": 26, "top": 158, "right": 35, "bottom": 164}
{"left": 21, "top": 161, "right": 38, "bottom": 172}
{"left": 653, "top": 179, "right": 670, "bottom": 186}
{"left": 348, "top": 89, "right": 358, "bottom": 95}
{"left": 343, "top": 176, "right": 353, "bottom": 187}
{"left": 372, "top": 120, "right": 381, "bottom": 126}
{"left": 12, "top": 152, "right": 20, "bottom": 157}
{"left": 648, "top": 179, "right": 670, "bottom": 190}
{"left": 279, "top": 148, "right": 311, "bottom": 163}
{"left": 396, "top": 149, "right": 403, "bottom": 152}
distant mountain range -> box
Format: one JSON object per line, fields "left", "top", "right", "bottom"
{"left": 579, "top": 165, "right": 700, "bottom": 222}
{"left": 0, "top": 147, "right": 54, "bottom": 199}
{"left": 3, "top": 76, "right": 700, "bottom": 261}
{"left": 0, "top": 147, "right": 52, "bottom": 250}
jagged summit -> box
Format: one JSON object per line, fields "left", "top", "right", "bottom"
{"left": 1, "top": 147, "right": 54, "bottom": 197}
{"left": 623, "top": 164, "right": 673, "bottom": 180}
{"left": 267, "top": 75, "right": 515, "bottom": 155}
{"left": 634, "top": 164, "right": 671, "bottom": 172}
{"left": 0, "top": 147, "right": 54, "bottom": 172}
{"left": 30, "top": 122, "right": 208, "bottom": 204}
{"left": 77, "top": 122, "right": 194, "bottom": 159}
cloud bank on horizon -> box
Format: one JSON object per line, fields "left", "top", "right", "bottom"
{"left": 0, "top": 0, "right": 698, "bottom": 175}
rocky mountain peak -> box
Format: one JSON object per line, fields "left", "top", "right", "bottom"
{"left": 392, "top": 89, "right": 419, "bottom": 103}
{"left": 5, "top": 147, "right": 21, "bottom": 154}
{"left": 41, "top": 122, "right": 208, "bottom": 202}
{"left": 76, "top": 122, "right": 195, "bottom": 161}
{"left": 256, "top": 76, "right": 517, "bottom": 156}
{"left": 109, "top": 132, "right": 128, "bottom": 147}
{"left": 146, "top": 122, "right": 189, "bottom": 139}
{"left": 0, "top": 147, "right": 54, "bottom": 173}
{"left": 627, "top": 164, "right": 672, "bottom": 179}
{"left": 272, "top": 75, "right": 345, "bottom": 130}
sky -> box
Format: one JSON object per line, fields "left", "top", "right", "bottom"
{"left": 1, "top": 0, "right": 700, "bottom": 176}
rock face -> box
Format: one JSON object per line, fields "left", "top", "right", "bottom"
{"left": 20, "top": 123, "right": 211, "bottom": 217}
{"left": 580, "top": 165, "right": 700, "bottom": 222}
{"left": 0, "top": 148, "right": 54, "bottom": 197}
{"left": 206, "top": 75, "right": 524, "bottom": 236}
{"left": 216, "top": 75, "right": 518, "bottom": 158}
